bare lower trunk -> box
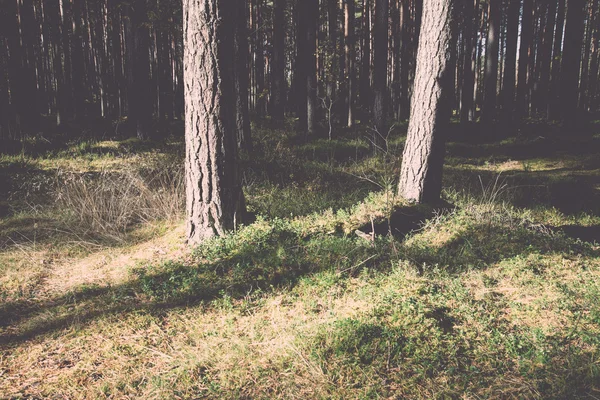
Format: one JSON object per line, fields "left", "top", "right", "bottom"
{"left": 398, "top": 0, "right": 457, "bottom": 204}
{"left": 184, "top": 0, "right": 246, "bottom": 244}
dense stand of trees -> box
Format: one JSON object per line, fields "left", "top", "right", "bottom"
{"left": 4, "top": 0, "right": 600, "bottom": 240}
{"left": 3, "top": 0, "right": 600, "bottom": 143}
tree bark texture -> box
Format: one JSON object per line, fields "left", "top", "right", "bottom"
{"left": 560, "top": 0, "right": 586, "bottom": 128}
{"left": 482, "top": 0, "right": 500, "bottom": 125}
{"left": 373, "top": 0, "right": 389, "bottom": 146}
{"left": 271, "top": 0, "right": 286, "bottom": 122}
{"left": 235, "top": 0, "right": 252, "bottom": 149}
{"left": 398, "top": 0, "right": 457, "bottom": 204}
{"left": 184, "top": 0, "right": 246, "bottom": 244}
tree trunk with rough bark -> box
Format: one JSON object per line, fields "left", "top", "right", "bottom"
{"left": 560, "top": 0, "right": 586, "bottom": 128}
{"left": 271, "top": 0, "right": 286, "bottom": 123}
{"left": 398, "top": 0, "right": 457, "bottom": 204}
{"left": 501, "top": 0, "right": 520, "bottom": 123}
{"left": 184, "top": 0, "right": 246, "bottom": 244}
{"left": 345, "top": 0, "right": 356, "bottom": 127}
{"left": 482, "top": 0, "right": 500, "bottom": 125}
{"left": 235, "top": 0, "right": 252, "bottom": 149}
{"left": 306, "top": 0, "right": 318, "bottom": 135}
{"left": 372, "top": 0, "right": 389, "bottom": 147}
{"left": 516, "top": 0, "right": 533, "bottom": 119}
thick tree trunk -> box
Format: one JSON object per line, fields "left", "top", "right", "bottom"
{"left": 372, "top": 0, "right": 389, "bottom": 147}
{"left": 398, "top": 0, "right": 457, "bottom": 204}
{"left": 235, "top": 0, "right": 252, "bottom": 149}
{"left": 501, "top": 0, "right": 520, "bottom": 122}
{"left": 560, "top": 0, "right": 587, "bottom": 128}
{"left": 516, "top": 0, "right": 534, "bottom": 120}
{"left": 345, "top": 0, "right": 356, "bottom": 127}
{"left": 482, "top": 0, "right": 500, "bottom": 125}
{"left": 271, "top": 0, "right": 286, "bottom": 123}
{"left": 183, "top": 0, "right": 246, "bottom": 244}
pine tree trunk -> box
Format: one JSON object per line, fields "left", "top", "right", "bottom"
{"left": 271, "top": 0, "right": 286, "bottom": 123}
{"left": 399, "top": 0, "right": 411, "bottom": 120}
{"left": 516, "top": 0, "right": 533, "bottom": 120}
{"left": 536, "top": 0, "right": 557, "bottom": 115}
{"left": 561, "top": 0, "right": 587, "bottom": 128}
{"left": 183, "top": 0, "right": 246, "bottom": 244}
{"left": 372, "top": 0, "right": 389, "bottom": 147}
{"left": 255, "top": 0, "right": 266, "bottom": 117}
{"left": 306, "top": 0, "right": 318, "bottom": 135}
{"left": 460, "top": 0, "right": 477, "bottom": 124}
{"left": 580, "top": 0, "right": 598, "bottom": 112}
{"left": 482, "top": 0, "right": 500, "bottom": 125}
{"left": 345, "top": 0, "right": 356, "bottom": 127}
{"left": 501, "top": 0, "right": 520, "bottom": 122}
{"left": 548, "top": 0, "right": 566, "bottom": 119}
{"left": 235, "top": 0, "right": 252, "bottom": 149}
{"left": 360, "top": 0, "right": 372, "bottom": 120}
{"left": 398, "top": 0, "right": 457, "bottom": 204}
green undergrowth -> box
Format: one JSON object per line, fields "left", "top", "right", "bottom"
{"left": 2, "top": 121, "right": 600, "bottom": 398}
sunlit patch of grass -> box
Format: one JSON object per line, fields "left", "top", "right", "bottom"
{"left": 2, "top": 124, "right": 600, "bottom": 398}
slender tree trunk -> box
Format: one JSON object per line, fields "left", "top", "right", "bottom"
{"left": 461, "top": 0, "right": 477, "bottom": 123}
{"left": 345, "top": 0, "right": 356, "bottom": 127}
{"left": 360, "top": 0, "right": 372, "bottom": 120}
{"left": 589, "top": 6, "right": 600, "bottom": 111}
{"left": 306, "top": 0, "right": 318, "bottom": 135}
{"left": 501, "top": 0, "right": 520, "bottom": 123}
{"left": 482, "top": 0, "right": 500, "bottom": 126}
{"left": 183, "top": 0, "right": 246, "bottom": 244}
{"left": 399, "top": 0, "right": 411, "bottom": 120}
{"left": 372, "top": 0, "right": 389, "bottom": 147}
{"left": 327, "top": 0, "right": 338, "bottom": 103}
{"left": 580, "top": 0, "right": 599, "bottom": 112}
{"left": 517, "top": 0, "right": 534, "bottom": 120}
{"left": 549, "top": 0, "right": 566, "bottom": 119}
{"left": 235, "top": 0, "right": 252, "bottom": 149}
{"left": 399, "top": 0, "right": 457, "bottom": 204}
{"left": 271, "top": 0, "right": 286, "bottom": 123}
{"left": 561, "top": 0, "right": 587, "bottom": 128}
{"left": 535, "top": 0, "right": 557, "bottom": 115}
{"left": 128, "top": 0, "right": 152, "bottom": 139}
{"left": 255, "top": 0, "right": 266, "bottom": 117}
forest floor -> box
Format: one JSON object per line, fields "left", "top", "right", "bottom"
{"left": 1, "top": 120, "right": 600, "bottom": 399}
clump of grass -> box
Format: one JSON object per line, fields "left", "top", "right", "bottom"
{"left": 53, "top": 161, "right": 184, "bottom": 241}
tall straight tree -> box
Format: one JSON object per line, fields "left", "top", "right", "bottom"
{"left": 516, "top": 0, "right": 534, "bottom": 119}
{"left": 183, "top": 0, "right": 246, "bottom": 244}
{"left": 501, "top": 0, "right": 520, "bottom": 122}
{"left": 549, "top": 0, "right": 566, "bottom": 119}
{"left": 399, "top": 0, "right": 457, "bottom": 203}
{"left": 129, "top": 0, "right": 152, "bottom": 140}
{"left": 482, "top": 0, "right": 500, "bottom": 125}
{"left": 271, "top": 0, "right": 286, "bottom": 123}
{"left": 372, "top": 0, "right": 389, "bottom": 147}
{"left": 460, "top": 0, "right": 477, "bottom": 124}
{"left": 306, "top": 0, "right": 318, "bottom": 135}
{"left": 560, "top": 0, "right": 587, "bottom": 128}
{"left": 360, "top": 0, "right": 371, "bottom": 119}
{"left": 345, "top": 0, "right": 356, "bottom": 127}
{"left": 234, "top": 0, "right": 252, "bottom": 149}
